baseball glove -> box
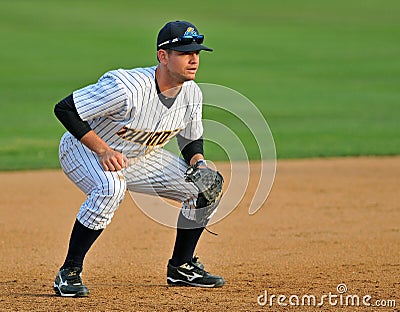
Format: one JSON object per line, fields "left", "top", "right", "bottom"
{"left": 184, "top": 161, "right": 224, "bottom": 224}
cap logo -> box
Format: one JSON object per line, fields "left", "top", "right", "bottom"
{"left": 183, "top": 27, "right": 198, "bottom": 37}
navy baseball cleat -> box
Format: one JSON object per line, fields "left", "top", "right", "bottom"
{"left": 53, "top": 267, "right": 90, "bottom": 297}
{"left": 167, "top": 257, "right": 225, "bottom": 288}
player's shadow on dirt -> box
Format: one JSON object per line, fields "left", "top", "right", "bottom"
{"left": 13, "top": 284, "right": 169, "bottom": 298}
{"left": 94, "top": 283, "right": 170, "bottom": 289}
{"left": 13, "top": 293, "right": 60, "bottom": 298}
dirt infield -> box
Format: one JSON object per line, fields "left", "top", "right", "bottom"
{"left": 0, "top": 157, "right": 399, "bottom": 311}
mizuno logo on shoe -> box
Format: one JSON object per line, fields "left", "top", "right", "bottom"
{"left": 177, "top": 269, "right": 203, "bottom": 282}
{"left": 180, "top": 263, "right": 194, "bottom": 270}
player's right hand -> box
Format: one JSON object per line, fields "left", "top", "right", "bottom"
{"left": 79, "top": 130, "right": 128, "bottom": 171}
{"left": 97, "top": 149, "right": 128, "bottom": 171}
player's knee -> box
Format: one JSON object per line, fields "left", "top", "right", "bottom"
{"left": 103, "top": 178, "right": 127, "bottom": 199}
{"left": 181, "top": 194, "right": 220, "bottom": 225}
{"left": 100, "top": 182, "right": 127, "bottom": 214}
{"left": 95, "top": 173, "right": 127, "bottom": 199}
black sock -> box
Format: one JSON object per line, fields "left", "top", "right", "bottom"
{"left": 61, "top": 219, "right": 103, "bottom": 270}
{"left": 170, "top": 212, "right": 206, "bottom": 267}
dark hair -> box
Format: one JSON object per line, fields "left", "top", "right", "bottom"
{"left": 157, "top": 49, "right": 173, "bottom": 63}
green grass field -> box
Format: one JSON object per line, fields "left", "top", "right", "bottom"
{"left": 1, "top": 0, "right": 399, "bottom": 170}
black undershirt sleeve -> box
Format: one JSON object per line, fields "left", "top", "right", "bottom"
{"left": 177, "top": 134, "right": 204, "bottom": 164}
{"left": 54, "top": 94, "right": 92, "bottom": 140}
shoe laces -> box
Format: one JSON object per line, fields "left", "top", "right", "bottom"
{"left": 191, "top": 256, "right": 205, "bottom": 271}
{"left": 64, "top": 267, "right": 83, "bottom": 284}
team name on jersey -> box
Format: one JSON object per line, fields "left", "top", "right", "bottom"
{"left": 116, "top": 127, "right": 182, "bottom": 147}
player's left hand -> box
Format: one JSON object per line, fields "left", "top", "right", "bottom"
{"left": 184, "top": 161, "right": 224, "bottom": 206}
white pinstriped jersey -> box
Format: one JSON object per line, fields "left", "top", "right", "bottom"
{"left": 72, "top": 66, "right": 203, "bottom": 158}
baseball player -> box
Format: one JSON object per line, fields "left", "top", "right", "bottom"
{"left": 53, "top": 21, "right": 225, "bottom": 297}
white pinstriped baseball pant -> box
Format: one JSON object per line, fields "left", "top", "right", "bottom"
{"left": 58, "top": 133, "right": 212, "bottom": 230}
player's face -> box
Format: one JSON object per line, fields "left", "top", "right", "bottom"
{"left": 166, "top": 50, "right": 200, "bottom": 83}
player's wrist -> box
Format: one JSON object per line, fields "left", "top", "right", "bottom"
{"left": 189, "top": 153, "right": 204, "bottom": 166}
{"left": 94, "top": 146, "right": 112, "bottom": 156}
{"left": 195, "top": 159, "right": 207, "bottom": 167}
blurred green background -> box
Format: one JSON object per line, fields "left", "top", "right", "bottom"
{"left": 1, "top": 0, "right": 399, "bottom": 170}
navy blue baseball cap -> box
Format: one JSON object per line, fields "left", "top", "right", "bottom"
{"left": 157, "top": 21, "right": 213, "bottom": 52}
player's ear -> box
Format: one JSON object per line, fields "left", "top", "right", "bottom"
{"left": 157, "top": 49, "right": 168, "bottom": 64}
